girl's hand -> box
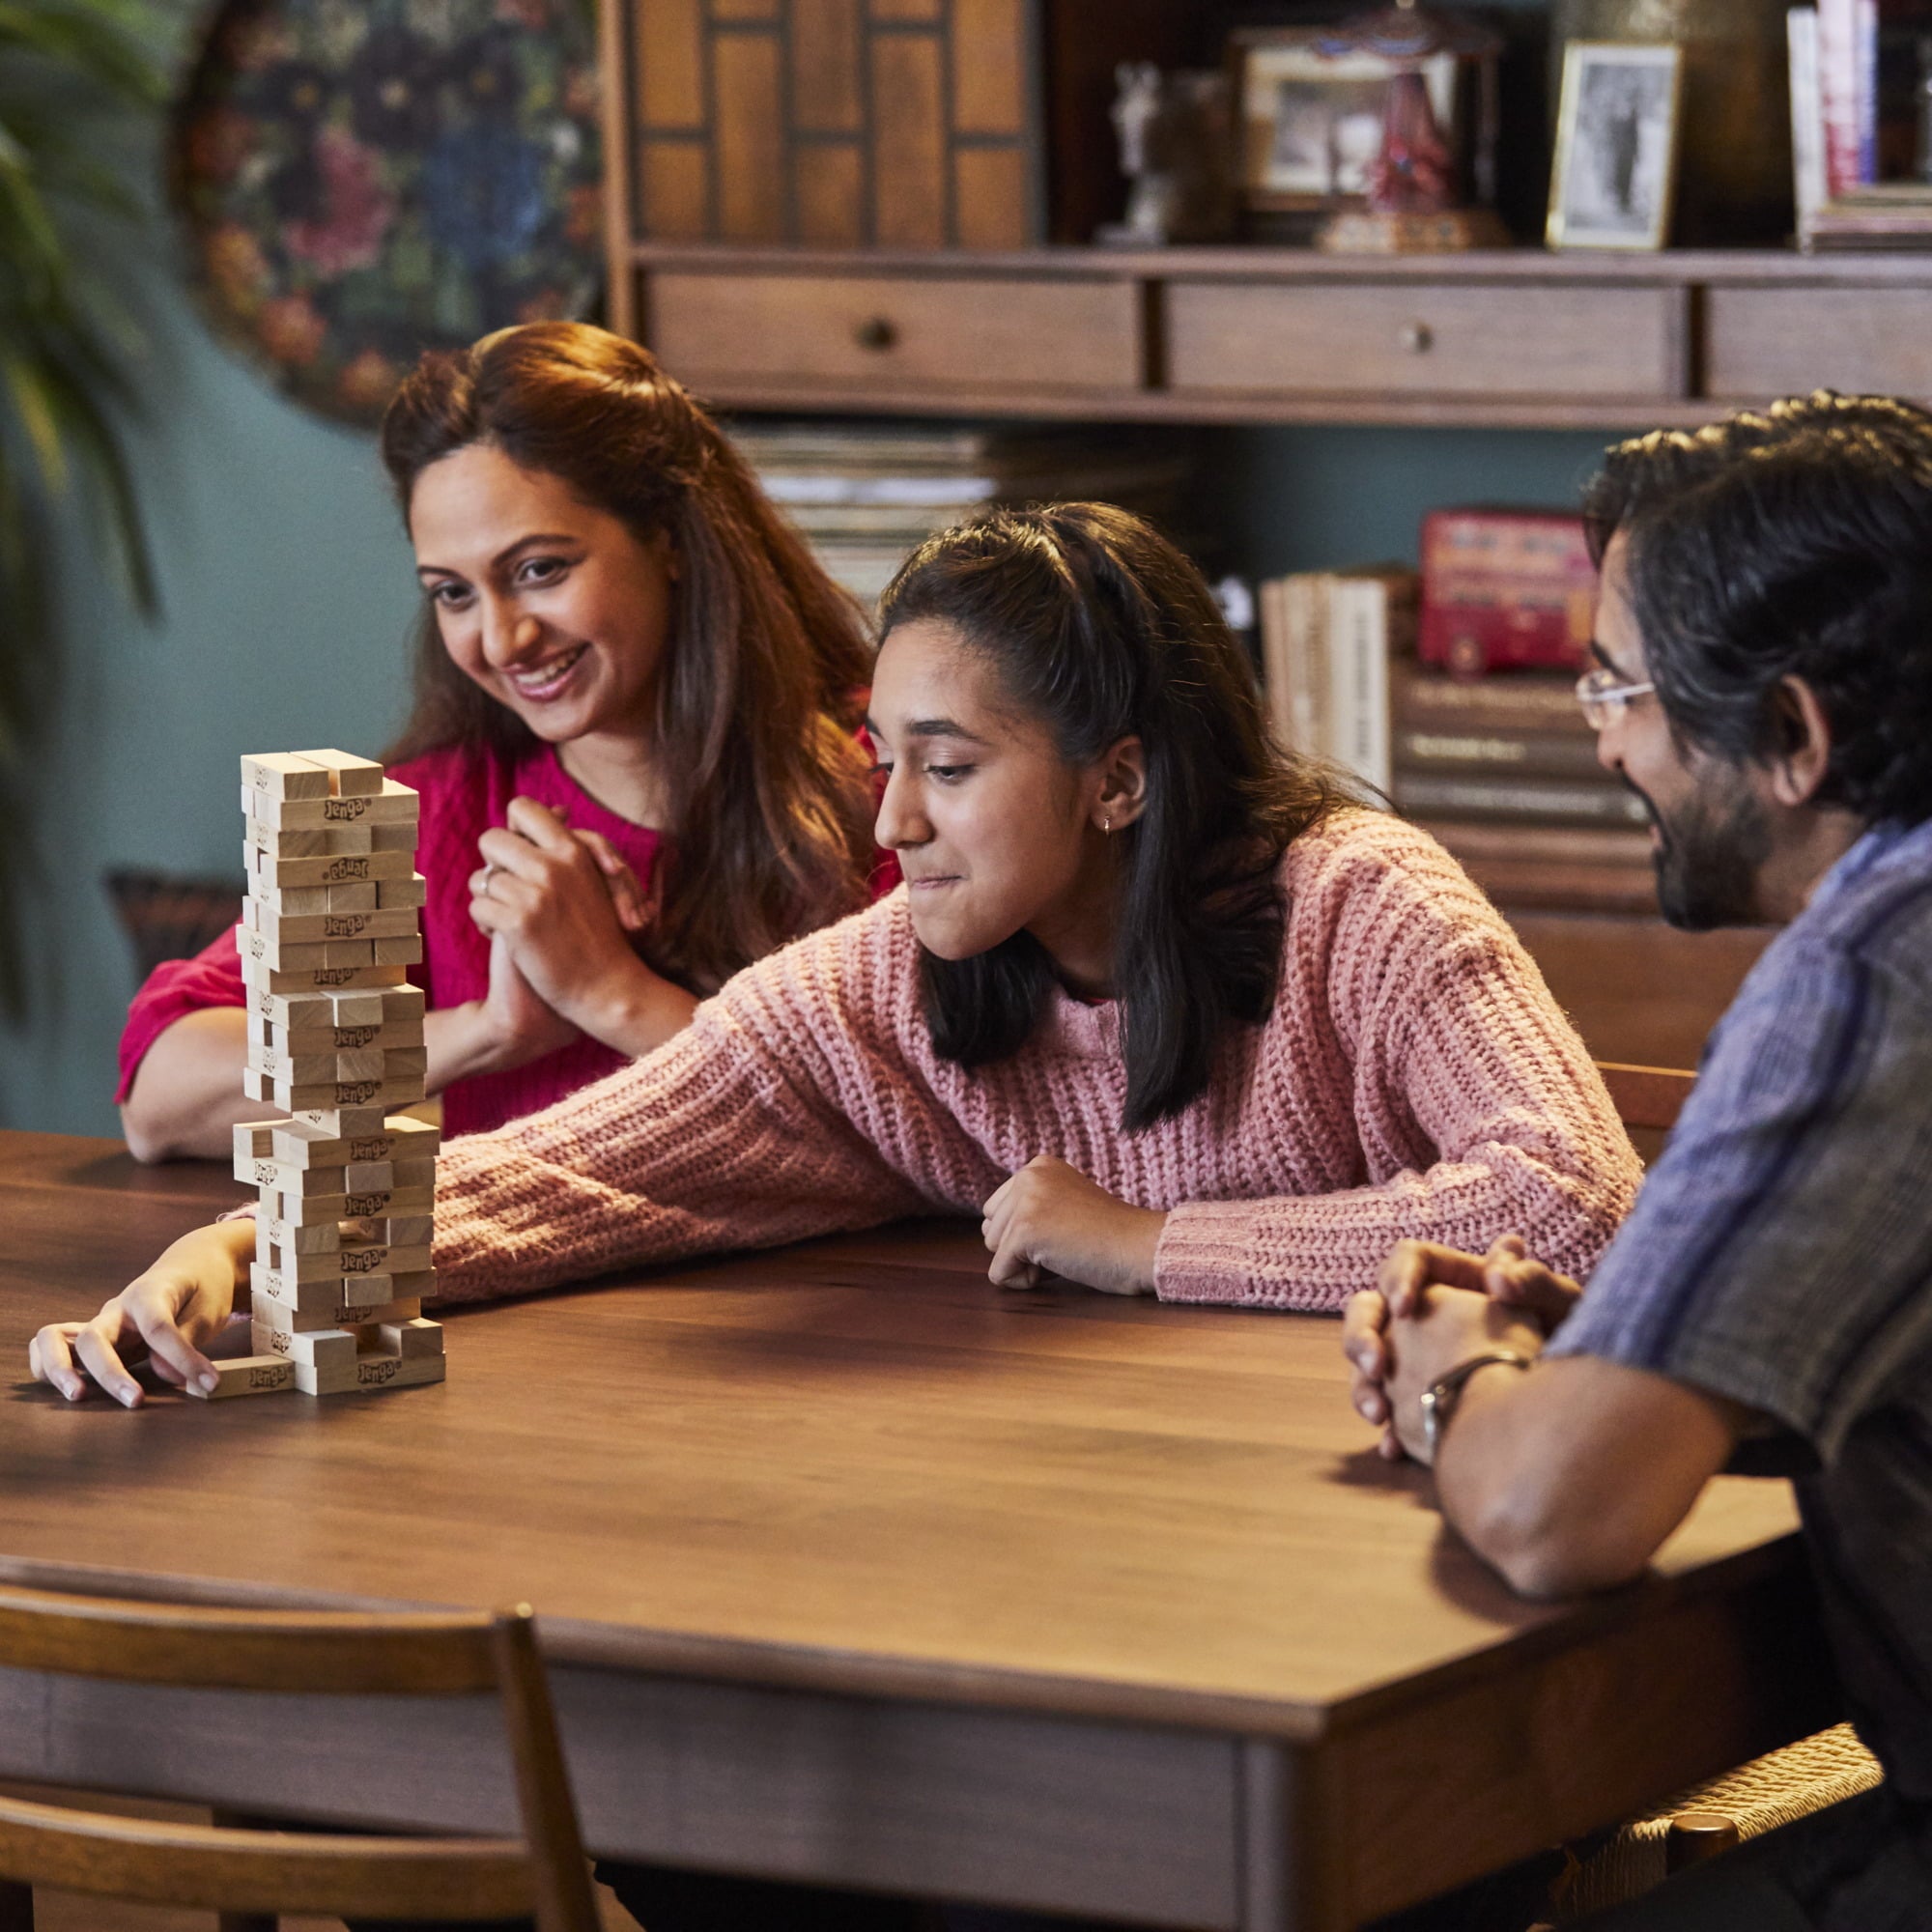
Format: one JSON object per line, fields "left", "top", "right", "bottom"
{"left": 980, "top": 1154, "right": 1167, "bottom": 1296}
{"left": 27, "top": 1220, "right": 254, "bottom": 1408}
{"left": 469, "top": 799, "right": 651, "bottom": 1033}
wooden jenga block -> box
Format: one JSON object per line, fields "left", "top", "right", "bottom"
{"left": 249, "top": 1263, "right": 352, "bottom": 1316}
{"left": 381, "top": 1214, "right": 435, "bottom": 1248}
{"left": 235, "top": 1151, "right": 346, "bottom": 1194}
{"left": 233, "top": 1122, "right": 278, "bottom": 1165}
{"left": 245, "top": 823, "right": 328, "bottom": 861}
{"left": 339, "top": 1240, "right": 434, "bottom": 1279}
{"left": 270, "top": 1183, "right": 434, "bottom": 1223}
{"left": 338, "top": 1270, "right": 401, "bottom": 1309}
{"left": 238, "top": 930, "right": 330, "bottom": 974}
{"left": 267, "top": 1242, "right": 361, "bottom": 1284}
{"left": 294, "top": 748, "right": 384, "bottom": 795}
{"left": 293, "top": 1357, "right": 359, "bottom": 1395}
{"left": 353, "top": 1350, "right": 445, "bottom": 1391}
{"left": 320, "top": 824, "right": 375, "bottom": 857}
{"left": 376, "top": 874, "right": 429, "bottom": 910}
{"left": 245, "top": 848, "right": 416, "bottom": 891}
{"left": 276, "top": 885, "right": 329, "bottom": 914}
{"left": 291, "top": 1101, "right": 392, "bottom": 1138}
{"left": 251, "top": 1291, "right": 420, "bottom": 1337}
{"left": 383, "top": 1046, "right": 429, "bottom": 1079}
{"left": 186, "top": 1354, "right": 297, "bottom": 1400}
{"left": 241, "top": 954, "right": 409, "bottom": 996}
{"left": 263, "top": 1215, "right": 339, "bottom": 1255}
{"left": 251, "top": 1322, "right": 358, "bottom": 1369}
{"left": 275, "top": 1019, "right": 423, "bottom": 1058}
{"left": 242, "top": 753, "right": 330, "bottom": 801}
{"left": 370, "top": 934, "right": 423, "bottom": 967}
{"left": 386, "top": 1266, "right": 439, "bottom": 1302}
{"left": 254, "top": 906, "right": 418, "bottom": 946}
{"left": 380, "top": 1317, "right": 443, "bottom": 1358}
{"left": 371, "top": 822, "right": 417, "bottom": 853}
{"left": 325, "top": 880, "right": 379, "bottom": 912}
{"left": 270, "top": 1117, "right": 440, "bottom": 1168}
{"left": 244, "top": 779, "right": 419, "bottom": 829}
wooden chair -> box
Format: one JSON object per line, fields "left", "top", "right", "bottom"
{"left": 0, "top": 1584, "right": 599, "bottom": 1932}
{"left": 1595, "top": 1060, "right": 1695, "bottom": 1166}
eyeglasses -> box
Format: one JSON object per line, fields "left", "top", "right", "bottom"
{"left": 1575, "top": 665, "right": 1655, "bottom": 730}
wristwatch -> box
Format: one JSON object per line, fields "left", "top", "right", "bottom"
{"left": 1419, "top": 1350, "right": 1534, "bottom": 1459}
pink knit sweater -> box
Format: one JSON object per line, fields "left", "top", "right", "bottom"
{"left": 429, "top": 810, "right": 1639, "bottom": 1312}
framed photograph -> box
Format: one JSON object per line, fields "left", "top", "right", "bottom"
{"left": 1230, "top": 28, "right": 1463, "bottom": 213}
{"left": 1547, "top": 42, "right": 1684, "bottom": 249}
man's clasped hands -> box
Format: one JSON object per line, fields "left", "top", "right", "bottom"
{"left": 1345, "top": 1233, "right": 1583, "bottom": 1465}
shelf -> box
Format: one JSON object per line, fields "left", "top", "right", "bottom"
{"left": 624, "top": 242, "right": 1932, "bottom": 430}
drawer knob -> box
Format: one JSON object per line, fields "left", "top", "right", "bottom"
{"left": 854, "top": 316, "right": 898, "bottom": 352}
{"left": 1401, "top": 321, "right": 1434, "bottom": 355}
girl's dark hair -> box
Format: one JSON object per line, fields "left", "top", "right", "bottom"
{"left": 1583, "top": 390, "right": 1932, "bottom": 827}
{"left": 379, "top": 321, "right": 877, "bottom": 993}
{"left": 878, "top": 502, "right": 1353, "bottom": 1132}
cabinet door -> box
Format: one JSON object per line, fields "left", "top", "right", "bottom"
{"left": 1165, "top": 283, "right": 1686, "bottom": 402}
{"left": 1705, "top": 287, "right": 1932, "bottom": 400}
{"left": 646, "top": 271, "right": 1141, "bottom": 395}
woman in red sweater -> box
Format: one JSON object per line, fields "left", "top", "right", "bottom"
{"left": 118, "top": 322, "right": 884, "bottom": 1158}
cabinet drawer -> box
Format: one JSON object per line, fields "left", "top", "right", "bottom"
{"left": 646, "top": 271, "right": 1140, "bottom": 394}
{"left": 1166, "top": 283, "right": 1685, "bottom": 401}
{"left": 1706, "top": 287, "right": 1932, "bottom": 400}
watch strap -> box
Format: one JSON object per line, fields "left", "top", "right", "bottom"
{"left": 1420, "top": 1349, "right": 1534, "bottom": 1457}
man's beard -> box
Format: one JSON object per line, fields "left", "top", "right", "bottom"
{"left": 1635, "top": 778, "right": 1772, "bottom": 930}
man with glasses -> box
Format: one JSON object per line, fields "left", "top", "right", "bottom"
{"left": 1346, "top": 392, "right": 1932, "bottom": 1927}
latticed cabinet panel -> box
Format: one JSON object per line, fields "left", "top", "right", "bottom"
{"left": 609, "top": 0, "right": 1188, "bottom": 251}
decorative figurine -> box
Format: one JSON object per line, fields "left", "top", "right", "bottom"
{"left": 1314, "top": 0, "right": 1510, "bottom": 252}
{"left": 1098, "top": 63, "right": 1236, "bottom": 246}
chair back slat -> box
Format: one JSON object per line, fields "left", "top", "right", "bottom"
{"left": 0, "top": 1588, "right": 499, "bottom": 1694}
{"left": 1596, "top": 1061, "right": 1696, "bottom": 1133}
{"left": 0, "top": 1588, "right": 601, "bottom": 1932}
{"left": 0, "top": 1799, "right": 533, "bottom": 1920}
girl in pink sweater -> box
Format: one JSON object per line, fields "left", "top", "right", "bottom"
{"left": 118, "top": 323, "right": 886, "bottom": 1158}
{"left": 39, "top": 504, "right": 1640, "bottom": 1408}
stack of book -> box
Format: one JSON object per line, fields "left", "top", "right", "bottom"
{"left": 1258, "top": 565, "right": 1418, "bottom": 791}
{"left": 727, "top": 420, "right": 1194, "bottom": 610}
{"left": 1789, "top": 0, "right": 1932, "bottom": 249}
{"left": 1390, "top": 665, "right": 1658, "bottom": 913}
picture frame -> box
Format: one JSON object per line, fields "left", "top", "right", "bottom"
{"left": 1229, "top": 27, "right": 1464, "bottom": 214}
{"left": 1547, "top": 41, "right": 1684, "bottom": 250}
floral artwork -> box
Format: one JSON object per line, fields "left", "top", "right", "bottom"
{"left": 172, "top": 0, "right": 603, "bottom": 425}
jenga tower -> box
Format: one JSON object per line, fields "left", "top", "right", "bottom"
{"left": 212, "top": 750, "right": 446, "bottom": 1399}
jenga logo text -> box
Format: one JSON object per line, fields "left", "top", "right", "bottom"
{"left": 347, "top": 1137, "right": 392, "bottom": 1160}
{"left": 334, "top": 1080, "right": 380, "bottom": 1104}
{"left": 324, "top": 796, "right": 369, "bottom": 821}
{"left": 358, "top": 1358, "right": 399, "bottom": 1385}
{"left": 342, "top": 1249, "right": 384, "bottom": 1273}
{"left": 325, "top": 915, "right": 371, "bottom": 938}
{"left": 314, "top": 967, "right": 357, "bottom": 985}
{"left": 323, "top": 858, "right": 370, "bottom": 880}
{"left": 250, "top": 1365, "right": 290, "bottom": 1388}
{"left": 345, "top": 1191, "right": 387, "bottom": 1215}
{"left": 334, "top": 1025, "right": 379, "bottom": 1048}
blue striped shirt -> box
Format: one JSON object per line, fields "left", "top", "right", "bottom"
{"left": 1550, "top": 814, "right": 1932, "bottom": 1878}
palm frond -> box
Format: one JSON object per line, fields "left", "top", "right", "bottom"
{"left": 0, "top": 0, "right": 162, "bottom": 1018}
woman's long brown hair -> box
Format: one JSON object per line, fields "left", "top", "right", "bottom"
{"left": 380, "top": 322, "right": 877, "bottom": 994}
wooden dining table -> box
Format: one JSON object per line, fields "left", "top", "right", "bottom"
{"left": 0, "top": 1129, "right": 1834, "bottom": 1930}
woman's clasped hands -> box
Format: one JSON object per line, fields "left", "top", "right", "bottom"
{"left": 458, "top": 797, "right": 694, "bottom": 1074}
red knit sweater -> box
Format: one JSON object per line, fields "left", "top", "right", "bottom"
{"left": 430, "top": 810, "right": 1641, "bottom": 1311}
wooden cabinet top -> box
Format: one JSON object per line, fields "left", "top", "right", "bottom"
{"left": 622, "top": 242, "right": 1932, "bottom": 428}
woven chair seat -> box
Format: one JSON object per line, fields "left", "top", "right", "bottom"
{"left": 1556, "top": 1723, "right": 1883, "bottom": 1919}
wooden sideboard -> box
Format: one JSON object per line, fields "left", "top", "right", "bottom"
{"left": 613, "top": 242, "right": 1932, "bottom": 431}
